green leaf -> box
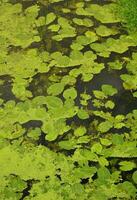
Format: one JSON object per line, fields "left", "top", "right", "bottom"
{"left": 105, "top": 100, "right": 115, "bottom": 109}
{"left": 96, "top": 25, "right": 118, "bottom": 37}
{"left": 87, "top": 4, "right": 120, "bottom": 23}
{"left": 93, "top": 90, "right": 107, "bottom": 99}
{"left": 97, "top": 167, "right": 111, "bottom": 184}
{"left": 71, "top": 42, "right": 84, "bottom": 50}
{"left": 98, "top": 121, "right": 113, "bottom": 133}
{"left": 119, "top": 161, "right": 136, "bottom": 171}
{"left": 101, "top": 84, "right": 117, "bottom": 96}
{"left": 98, "top": 157, "right": 109, "bottom": 167}
{"left": 28, "top": 128, "right": 41, "bottom": 140}
{"left": 45, "top": 96, "right": 63, "bottom": 109}
{"left": 48, "top": 24, "right": 60, "bottom": 32}
{"left": 74, "top": 126, "right": 86, "bottom": 137}
{"left": 46, "top": 12, "right": 56, "bottom": 25}
{"left": 63, "top": 87, "right": 77, "bottom": 100}
{"left": 100, "top": 138, "right": 112, "bottom": 146}
{"left": 59, "top": 139, "right": 77, "bottom": 150}
{"left": 85, "top": 31, "right": 98, "bottom": 43}
{"left": 74, "top": 166, "right": 97, "bottom": 179}
{"left": 121, "top": 181, "right": 137, "bottom": 198}
{"left": 77, "top": 136, "right": 90, "bottom": 144}
{"left": 91, "top": 143, "right": 102, "bottom": 154}
{"left": 77, "top": 109, "right": 89, "bottom": 119}
{"left": 132, "top": 171, "right": 137, "bottom": 184}
{"left": 133, "top": 91, "right": 137, "bottom": 98}
{"left": 73, "top": 18, "right": 93, "bottom": 27}
{"left": 47, "top": 83, "right": 64, "bottom": 96}
{"left": 108, "top": 60, "right": 123, "bottom": 70}
{"left": 76, "top": 2, "right": 84, "bottom": 8}
{"left": 112, "top": 134, "right": 124, "bottom": 145}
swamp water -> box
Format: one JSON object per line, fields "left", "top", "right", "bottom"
{"left": 0, "top": 0, "right": 137, "bottom": 199}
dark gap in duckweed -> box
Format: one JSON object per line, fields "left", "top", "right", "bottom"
{"left": 0, "top": 75, "right": 16, "bottom": 101}
{"left": 113, "top": 90, "right": 137, "bottom": 115}
{"left": 20, "top": 180, "right": 33, "bottom": 200}
{"left": 23, "top": 120, "right": 42, "bottom": 129}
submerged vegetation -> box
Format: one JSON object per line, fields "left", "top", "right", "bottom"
{"left": 0, "top": 0, "right": 137, "bottom": 199}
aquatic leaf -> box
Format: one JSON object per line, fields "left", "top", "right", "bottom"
{"left": 47, "top": 83, "right": 64, "bottom": 96}
{"left": 91, "top": 36, "right": 136, "bottom": 57}
{"left": 45, "top": 96, "right": 63, "bottom": 108}
{"left": 46, "top": 12, "right": 56, "bottom": 25}
{"left": 36, "top": 16, "right": 45, "bottom": 26}
{"left": 61, "top": 75, "right": 76, "bottom": 85}
{"left": 85, "top": 31, "right": 98, "bottom": 43}
{"left": 98, "top": 121, "right": 113, "bottom": 133}
{"left": 121, "top": 74, "right": 137, "bottom": 90}
{"left": 100, "top": 138, "right": 112, "bottom": 146}
{"left": 62, "top": 8, "right": 71, "bottom": 13}
{"left": 77, "top": 109, "right": 89, "bottom": 119}
{"left": 103, "top": 141, "right": 137, "bottom": 158}
{"left": 96, "top": 25, "right": 118, "bottom": 37}
{"left": 76, "top": 7, "right": 92, "bottom": 16}
{"left": 71, "top": 42, "right": 83, "bottom": 50}
{"left": 80, "top": 93, "right": 91, "bottom": 106}
{"left": 97, "top": 167, "right": 111, "bottom": 184}
{"left": 105, "top": 100, "right": 115, "bottom": 109}
{"left": 90, "top": 43, "right": 110, "bottom": 58}
{"left": 98, "top": 157, "right": 109, "bottom": 167}
{"left": 43, "top": 118, "right": 70, "bottom": 141}
{"left": 48, "top": 24, "right": 60, "bottom": 32}
{"left": 133, "top": 91, "right": 137, "bottom": 98}
{"left": 119, "top": 161, "right": 136, "bottom": 171}
{"left": 108, "top": 60, "right": 123, "bottom": 70}
{"left": 63, "top": 87, "right": 77, "bottom": 100}
{"left": 28, "top": 128, "right": 41, "bottom": 140}
{"left": 91, "top": 143, "right": 102, "bottom": 154}
{"left": 76, "top": 35, "right": 93, "bottom": 46}
{"left": 87, "top": 4, "right": 120, "bottom": 23}
{"left": 74, "top": 126, "right": 86, "bottom": 137}
{"left": 132, "top": 171, "right": 137, "bottom": 184}
{"left": 93, "top": 90, "right": 107, "bottom": 99}
{"left": 52, "top": 17, "right": 76, "bottom": 41}
{"left": 59, "top": 139, "right": 78, "bottom": 150}
{"left": 56, "top": 55, "right": 70, "bottom": 67}
{"left": 101, "top": 84, "right": 117, "bottom": 96}
{"left": 74, "top": 166, "right": 97, "bottom": 179}
{"left": 77, "top": 136, "right": 90, "bottom": 144}
{"left": 73, "top": 18, "right": 93, "bottom": 27}
{"left": 76, "top": 2, "right": 84, "bottom": 8}
{"left": 92, "top": 99, "right": 104, "bottom": 108}
{"left": 120, "top": 181, "right": 137, "bottom": 199}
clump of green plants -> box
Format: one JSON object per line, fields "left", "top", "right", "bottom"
{"left": 0, "top": 0, "right": 137, "bottom": 199}
{"left": 117, "top": 0, "right": 137, "bottom": 31}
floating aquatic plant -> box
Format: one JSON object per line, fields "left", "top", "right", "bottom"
{"left": 0, "top": 0, "right": 137, "bottom": 199}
